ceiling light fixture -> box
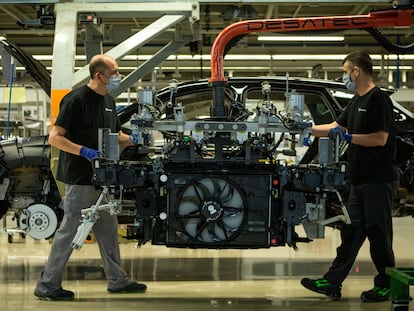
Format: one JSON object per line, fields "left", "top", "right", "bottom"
{"left": 30, "top": 54, "right": 414, "bottom": 62}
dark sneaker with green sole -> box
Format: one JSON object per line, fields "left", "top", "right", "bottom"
{"left": 34, "top": 288, "right": 74, "bottom": 301}
{"left": 301, "top": 277, "right": 342, "bottom": 300}
{"left": 360, "top": 287, "right": 390, "bottom": 302}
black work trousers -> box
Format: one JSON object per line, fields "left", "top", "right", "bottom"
{"left": 323, "top": 182, "right": 396, "bottom": 288}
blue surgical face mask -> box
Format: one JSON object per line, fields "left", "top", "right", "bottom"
{"left": 107, "top": 75, "right": 121, "bottom": 91}
{"left": 342, "top": 72, "right": 356, "bottom": 92}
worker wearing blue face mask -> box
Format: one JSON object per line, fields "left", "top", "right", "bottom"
{"left": 342, "top": 68, "right": 356, "bottom": 92}
{"left": 301, "top": 51, "right": 398, "bottom": 303}
{"left": 34, "top": 54, "right": 146, "bottom": 301}
{"left": 105, "top": 73, "right": 122, "bottom": 91}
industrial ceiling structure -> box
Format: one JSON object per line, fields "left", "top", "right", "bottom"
{"left": 0, "top": 0, "right": 414, "bottom": 91}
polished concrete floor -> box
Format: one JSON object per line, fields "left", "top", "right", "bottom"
{"left": 1, "top": 217, "right": 413, "bottom": 310}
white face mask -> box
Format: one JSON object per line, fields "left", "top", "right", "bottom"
{"left": 107, "top": 75, "right": 121, "bottom": 91}
{"left": 342, "top": 72, "right": 356, "bottom": 92}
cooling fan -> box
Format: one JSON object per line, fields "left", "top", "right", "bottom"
{"left": 176, "top": 176, "right": 247, "bottom": 243}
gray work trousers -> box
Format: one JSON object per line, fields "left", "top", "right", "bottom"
{"left": 35, "top": 184, "right": 132, "bottom": 295}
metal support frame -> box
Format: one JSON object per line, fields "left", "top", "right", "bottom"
{"left": 111, "top": 39, "right": 189, "bottom": 98}
{"left": 73, "top": 14, "right": 192, "bottom": 89}
{"left": 51, "top": 2, "right": 199, "bottom": 92}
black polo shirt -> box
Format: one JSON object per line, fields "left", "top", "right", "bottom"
{"left": 337, "top": 87, "right": 398, "bottom": 185}
{"left": 55, "top": 85, "right": 121, "bottom": 185}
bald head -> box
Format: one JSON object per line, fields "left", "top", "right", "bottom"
{"left": 89, "top": 54, "right": 118, "bottom": 79}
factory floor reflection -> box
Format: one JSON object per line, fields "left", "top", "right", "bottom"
{"left": 1, "top": 217, "right": 413, "bottom": 310}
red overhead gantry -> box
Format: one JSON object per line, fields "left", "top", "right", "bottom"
{"left": 208, "top": 8, "right": 413, "bottom": 117}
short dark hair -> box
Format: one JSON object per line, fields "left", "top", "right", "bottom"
{"left": 342, "top": 51, "right": 373, "bottom": 76}
{"left": 89, "top": 55, "right": 108, "bottom": 79}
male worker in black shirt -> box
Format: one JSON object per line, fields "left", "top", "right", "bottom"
{"left": 301, "top": 50, "right": 398, "bottom": 302}
{"left": 34, "top": 54, "right": 145, "bottom": 301}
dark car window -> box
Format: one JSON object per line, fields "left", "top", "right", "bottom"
{"left": 243, "top": 88, "right": 335, "bottom": 125}
{"left": 329, "top": 89, "right": 353, "bottom": 110}
{"left": 177, "top": 91, "right": 211, "bottom": 119}
{"left": 174, "top": 89, "right": 234, "bottom": 120}
{"left": 306, "top": 93, "right": 336, "bottom": 125}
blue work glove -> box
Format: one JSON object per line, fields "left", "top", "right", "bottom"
{"left": 328, "top": 126, "right": 352, "bottom": 143}
{"left": 129, "top": 133, "right": 141, "bottom": 145}
{"left": 79, "top": 146, "right": 100, "bottom": 161}
{"left": 303, "top": 136, "right": 312, "bottom": 147}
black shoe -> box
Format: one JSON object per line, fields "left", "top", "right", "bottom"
{"left": 301, "top": 277, "right": 341, "bottom": 300}
{"left": 360, "top": 287, "right": 390, "bottom": 302}
{"left": 108, "top": 282, "right": 147, "bottom": 293}
{"left": 34, "top": 288, "right": 74, "bottom": 301}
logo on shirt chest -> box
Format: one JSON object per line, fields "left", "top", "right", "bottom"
{"left": 358, "top": 108, "right": 367, "bottom": 113}
{"left": 105, "top": 108, "right": 113, "bottom": 112}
